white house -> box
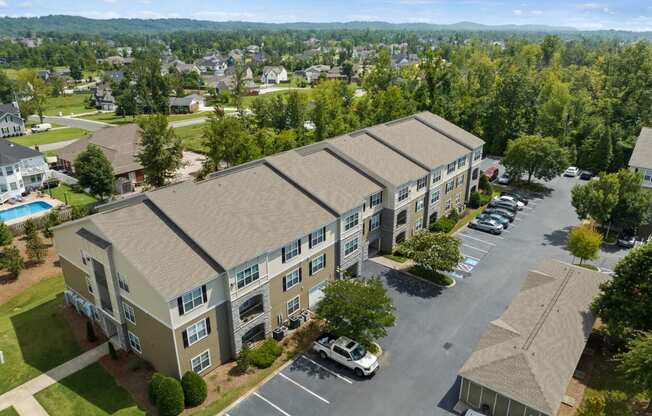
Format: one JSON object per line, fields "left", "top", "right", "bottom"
{"left": 0, "top": 103, "right": 26, "bottom": 139}
{"left": 0, "top": 140, "right": 49, "bottom": 202}
{"left": 304, "top": 65, "right": 331, "bottom": 83}
{"left": 629, "top": 127, "right": 652, "bottom": 189}
{"left": 261, "top": 66, "right": 288, "bottom": 84}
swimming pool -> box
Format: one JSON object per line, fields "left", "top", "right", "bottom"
{"left": 0, "top": 201, "right": 54, "bottom": 222}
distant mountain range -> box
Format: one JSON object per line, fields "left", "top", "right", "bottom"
{"left": 0, "top": 15, "right": 583, "bottom": 35}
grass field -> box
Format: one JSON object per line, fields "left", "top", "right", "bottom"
{"left": 9, "top": 128, "right": 88, "bottom": 147}
{"left": 0, "top": 276, "right": 82, "bottom": 395}
{"left": 44, "top": 94, "right": 92, "bottom": 116}
{"left": 47, "top": 184, "right": 97, "bottom": 207}
{"left": 0, "top": 407, "right": 18, "bottom": 416}
{"left": 173, "top": 123, "right": 207, "bottom": 153}
{"left": 80, "top": 111, "right": 212, "bottom": 125}
{"left": 35, "top": 363, "right": 146, "bottom": 416}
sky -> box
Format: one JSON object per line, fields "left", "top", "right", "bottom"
{"left": 1, "top": 0, "right": 652, "bottom": 31}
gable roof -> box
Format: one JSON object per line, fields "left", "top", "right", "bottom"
{"left": 0, "top": 103, "right": 20, "bottom": 118}
{"left": 57, "top": 124, "right": 141, "bottom": 175}
{"left": 0, "top": 139, "right": 42, "bottom": 165}
{"left": 459, "top": 260, "right": 608, "bottom": 415}
{"left": 415, "top": 111, "right": 484, "bottom": 150}
{"left": 630, "top": 127, "right": 652, "bottom": 169}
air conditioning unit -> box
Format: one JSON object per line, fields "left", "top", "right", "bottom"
{"left": 289, "top": 315, "right": 301, "bottom": 329}
{"left": 273, "top": 326, "right": 287, "bottom": 341}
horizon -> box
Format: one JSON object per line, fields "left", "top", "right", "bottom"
{"left": 0, "top": 0, "right": 651, "bottom": 32}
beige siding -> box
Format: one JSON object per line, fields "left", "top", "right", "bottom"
{"left": 61, "top": 256, "right": 92, "bottom": 301}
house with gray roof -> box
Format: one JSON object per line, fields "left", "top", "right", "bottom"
{"left": 0, "top": 102, "right": 26, "bottom": 139}
{"left": 261, "top": 66, "right": 288, "bottom": 85}
{"left": 629, "top": 127, "right": 652, "bottom": 189}
{"left": 457, "top": 260, "right": 608, "bottom": 416}
{"left": 169, "top": 94, "right": 205, "bottom": 114}
{"left": 0, "top": 139, "right": 48, "bottom": 201}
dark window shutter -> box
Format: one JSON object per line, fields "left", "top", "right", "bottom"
{"left": 282, "top": 276, "right": 287, "bottom": 292}
{"left": 177, "top": 297, "right": 184, "bottom": 316}
{"left": 297, "top": 239, "right": 302, "bottom": 254}
{"left": 323, "top": 253, "right": 326, "bottom": 267}
{"left": 309, "top": 261, "right": 314, "bottom": 276}
{"left": 322, "top": 227, "right": 326, "bottom": 241}
{"left": 201, "top": 285, "right": 207, "bottom": 303}
{"left": 182, "top": 330, "right": 189, "bottom": 348}
{"left": 282, "top": 247, "right": 286, "bottom": 263}
{"left": 309, "top": 233, "right": 313, "bottom": 249}
{"left": 205, "top": 318, "right": 211, "bottom": 334}
{"left": 299, "top": 268, "right": 303, "bottom": 282}
{"left": 380, "top": 192, "right": 383, "bottom": 203}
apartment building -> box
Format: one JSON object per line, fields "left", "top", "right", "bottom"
{"left": 629, "top": 127, "right": 652, "bottom": 189}
{"left": 53, "top": 111, "right": 484, "bottom": 379}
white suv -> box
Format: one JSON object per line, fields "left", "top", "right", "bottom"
{"left": 564, "top": 166, "right": 580, "bottom": 177}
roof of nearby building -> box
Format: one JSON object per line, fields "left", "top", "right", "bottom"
{"left": 262, "top": 66, "right": 285, "bottom": 76}
{"left": 169, "top": 94, "right": 203, "bottom": 107}
{"left": 415, "top": 112, "right": 484, "bottom": 150}
{"left": 57, "top": 124, "right": 141, "bottom": 175}
{"left": 0, "top": 103, "right": 20, "bottom": 118}
{"left": 630, "top": 127, "right": 652, "bottom": 168}
{"left": 0, "top": 139, "right": 42, "bottom": 165}
{"left": 146, "top": 162, "right": 337, "bottom": 271}
{"left": 266, "top": 146, "right": 383, "bottom": 214}
{"left": 330, "top": 131, "right": 428, "bottom": 187}
{"left": 459, "top": 260, "right": 608, "bottom": 416}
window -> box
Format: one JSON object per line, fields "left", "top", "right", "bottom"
{"left": 128, "top": 331, "right": 142, "bottom": 353}
{"left": 396, "top": 210, "right": 407, "bottom": 226}
{"left": 236, "top": 264, "right": 260, "bottom": 289}
{"left": 472, "top": 168, "right": 479, "bottom": 180}
{"left": 9, "top": 182, "right": 16, "bottom": 191}
{"left": 287, "top": 296, "right": 300, "bottom": 316}
{"left": 415, "top": 199, "right": 424, "bottom": 212}
{"left": 445, "top": 180, "right": 454, "bottom": 193}
{"left": 117, "top": 272, "right": 129, "bottom": 292}
{"left": 310, "top": 227, "right": 326, "bottom": 248}
{"left": 5, "top": 166, "right": 13, "bottom": 175}
{"left": 417, "top": 176, "right": 427, "bottom": 191}
{"left": 343, "top": 212, "right": 359, "bottom": 231}
{"left": 344, "top": 238, "right": 359, "bottom": 257}
{"left": 474, "top": 149, "right": 482, "bottom": 161}
{"left": 182, "top": 287, "right": 205, "bottom": 313}
{"left": 447, "top": 162, "right": 456, "bottom": 174}
{"left": 445, "top": 199, "right": 451, "bottom": 210}
{"left": 191, "top": 350, "right": 211, "bottom": 373}
{"left": 397, "top": 186, "right": 409, "bottom": 202}
{"left": 310, "top": 254, "right": 326, "bottom": 275}
{"left": 283, "top": 240, "right": 301, "bottom": 262}
{"left": 457, "top": 174, "right": 465, "bottom": 187}
{"left": 430, "top": 189, "right": 440, "bottom": 205}
{"left": 187, "top": 319, "right": 209, "bottom": 346}
{"left": 429, "top": 212, "right": 438, "bottom": 224}
{"left": 457, "top": 156, "right": 466, "bottom": 169}
{"left": 284, "top": 268, "right": 301, "bottom": 290}
{"left": 432, "top": 168, "right": 442, "bottom": 184}
{"left": 370, "top": 213, "right": 381, "bottom": 231}
{"left": 416, "top": 218, "right": 423, "bottom": 231}
{"left": 395, "top": 231, "right": 406, "bottom": 244}
{"left": 123, "top": 302, "right": 136, "bottom": 324}
{"left": 85, "top": 275, "right": 94, "bottom": 293}
{"left": 369, "top": 191, "right": 383, "bottom": 208}
{"left": 456, "top": 194, "right": 461, "bottom": 205}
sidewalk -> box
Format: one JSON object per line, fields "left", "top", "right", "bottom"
{"left": 0, "top": 342, "right": 108, "bottom": 415}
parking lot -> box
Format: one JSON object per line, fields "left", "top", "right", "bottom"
{"left": 223, "top": 175, "right": 628, "bottom": 416}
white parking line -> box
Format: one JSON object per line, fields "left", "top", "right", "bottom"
{"left": 514, "top": 218, "right": 524, "bottom": 222}
{"left": 300, "top": 355, "right": 353, "bottom": 384}
{"left": 254, "top": 392, "right": 292, "bottom": 416}
{"left": 279, "top": 373, "right": 330, "bottom": 404}
{"left": 463, "top": 254, "right": 481, "bottom": 261}
{"left": 462, "top": 243, "right": 489, "bottom": 254}
{"left": 458, "top": 232, "right": 498, "bottom": 245}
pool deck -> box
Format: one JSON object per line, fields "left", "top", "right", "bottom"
{"left": 0, "top": 194, "right": 64, "bottom": 226}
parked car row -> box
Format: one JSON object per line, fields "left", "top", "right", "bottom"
{"left": 469, "top": 192, "right": 530, "bottom": 235}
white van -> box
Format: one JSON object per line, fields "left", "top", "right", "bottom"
{"left": 465, "top": 410, "right": 487, "bottom": 416}
{"left": 31, "top": 123, "right": 52, "bottom": 133}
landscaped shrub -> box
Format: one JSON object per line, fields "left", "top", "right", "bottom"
{"left": 468, "top": 191, "right": 481, "bottom": 209}
{"left": 236, "top": 345, "right": 252, "bottom": 372}
{"left": 155, "top": 376, "right": 185, "bottom": 416}
{"left": 446, "top": 208, "right": 460, "bottom": 222}
{"left": 0, "top": 221, "right": 13, "bottom": 246}
{"left": 181, "top": 371, "right": 207, "bottom": 407}
{"left": 22, "top": 219, "right": 37, "bottom": 237}
{"left": 429, "top": 217, "right": 456, "bottom": 233}
{"left": 479, "top": 174, "right": 492, "bottom": 193}
{"left": 71, "top": 205, "right": 89, "bottom": 220}
{"left": 250, "top": 338, "right": 282, "bottom": 369}
{"left": 148, "top": 372, "right": 166, "bottom": 403}
{"left": 86, "top": 320, "right": 97, "bottom": 342}
{"left": 479, "top": 193, "right": 492, "bottom": 206}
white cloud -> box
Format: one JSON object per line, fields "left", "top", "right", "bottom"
{"left": 192, "top": 10, "right": 258, "bottom": 20}
{"left": 0, "top": 1, "right": 7, "bottom": 8}
{"left": 19, "top": 1, "right": 32, "bottom": 8}
{"left": 531, "top": 10, "right": 543, "bottom": 15}
{"left": 512, "top": 9, "right": 523, "bottom": 15}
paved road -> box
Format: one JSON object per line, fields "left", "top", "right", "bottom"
{"left": 36, "top": 138, "right": 83, "bottom": 152}
{"left": 29, "top": 115, "right": 110, "bottom": 131}
{"left": 169, "top": 117, "right": 209, "bottom": 128}
{"left": 224, "top": 175, "right": 626, "bottom": 416}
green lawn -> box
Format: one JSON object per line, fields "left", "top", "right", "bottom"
{"left": 44, "top": 94, "right": 92, "bottom": 116}
{"left": 0, "top": 407, "right": 18, "bottom": 416}
{"left": 168, "top": 111, "right": 212, "bottom": 122}
{"left": 35, "top": 363, "right": 146, "bottom": 416}
{"left": 9, "top": 128, "right": 88, "bottom": 147}
{"left": 408, "top": 265, "right": 455, "bottom": 287}
{"left": 48, "top": 184, "right": 97, "bottom": 207}
{"left": 78, "top": 113, "right": 132, "bottom": 125}
{"left": 382, "top": 253, "right": 408, "bottom": 264}
{"left": 173, "top": 123, "right": 207, "bottom": 153}
{"left": 0, "top": 275, "right": 83, "bottom": 394}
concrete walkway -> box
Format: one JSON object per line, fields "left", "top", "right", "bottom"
{"left": 0, "top": 342, "right": 108, "bottom": 415}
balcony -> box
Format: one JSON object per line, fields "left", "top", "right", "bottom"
{"left": 239, "top": 294, "right": 264, "bottom": 324}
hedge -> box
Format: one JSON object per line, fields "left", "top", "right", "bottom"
{"left": 148, "top": 372, "right": 166, "bottom": 404}
{"left": 181, "top": 371, "right": 207, "bottom": 407}
{"left": 156, "top": 376, "right": 185, "bottom": 416}
{"left": 250, "top": 338, "right": 283, "bottom": 369}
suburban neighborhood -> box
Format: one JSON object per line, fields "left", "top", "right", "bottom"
{"left": 0, "top": 4, "right": 651, "bottom": 416}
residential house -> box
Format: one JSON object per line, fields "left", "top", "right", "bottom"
{"left": 326, "top": 66, "right": 347, "bottom": 81}
{"left": 457, "top": 260, "right": 608, "bottom": 416}
{"left": 0, "top": 139, "right": 49, "bottom": 202}
{"left": 227, "top": 49, "right": 244, "bottom": 65}
{"left": 0, "top": 102, "right": 26, "bottom": 139}
{"left": 169, "top": 94, "right": 205, "bottom": 114}
{"left": 104, "top": 70, "right": 125, "bottom": 83}
{"left": 97, "top": 56, "right": 134, "bottom": 66}
{"left": 304, "top": 65, "right": 331, "bottom": 83}
{"left": 629, "top": 127, "right": 652, "bottom": 189}
{"left": 53, "top": 111, "right": 484, "bottom": 379}
{"left": 225, "top": 66, "right": 254, "bottom": 80}
{"left": 57, "top": 124, "right": 144, "bottom": 194}
{"left": 260, "top": 66, "right": 288, "bottom": 85}
{"left": 89, "top": 82, "right": 116, "bottom": 112}
{"left": 195, "top": 54, "right": 228, "bottom": 74}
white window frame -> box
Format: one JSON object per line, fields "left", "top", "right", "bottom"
{"left": 287, "top": 295, "right": 300, "bottom": 316}
{"left": 310, "top": 228, "right": 326, "bottom": 247}
{"left": 128, "top": 331, "right": 142, "bottom": 353}
{"left": 445, "top": 199, "right": 452, "bottom": 210}
{"left": 445, "top": 180, "right": 454, "bottom": 193}
{"left": 182, "top": 287, "right": 204, "bottom": 314}
{"left": 310, "top": 254, "right": 325, "bottom": 274}
{"left": 416, "top": 176, "right": 427, "bottom": 191}
{"left": 187, "top": 318, "right": 209, "bottom": 346}
{"left": 369, "top": 191, "right": 382, "bottom": 208}
{"left": 284, "top": 240, "right": 300, "bottom": 261}
{"left": 370, "top": 212, "right": 381, "bottom": 231}
{"left": 85, "top": 275, "right": 94, "bottom": 293}
{"left": 432, "top": 168, "right": 442, "bottom": 184}
{"left": 343, "top": 212, "right": 359, "bottom": 231}
{"left": 474, "top": 149, "right": 482, "bottom": 161}
{"left": 457, "top": 156, "right": 466, "bottom": 169}
{"left": 397, "top": 186, "right": 409, "bottom": 202}
{"left": 285, "top": 268, "right": 301, "bottom": 290}
{"left": 122, "top": 302, "right": 136, "bottom": 324}
{"left": 344, "top": 238, "right": 359, "bottom": 257}
{"left": 416, "top": 199, "right": 424, "bottom": 212}
{"left": 447, "top": 162, "right": 456, "bottom": 174}
{"left": 236, "top": 264, "right": 260, "bottom": 289}
{"left": 430, "top": 189, "right": 440, "bottom": 205}
{"left": 191, "top": 349, "right": 211, "bottom": 374}
{"left": 117, "top": 271, "right": 129, "bottom": 292}
{"left": 457, "top": 174, "right": 465, "bottom": 187}
{"left": 416, "top": 218, "right": 423, "bottom": 231}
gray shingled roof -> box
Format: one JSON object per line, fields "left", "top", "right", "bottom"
{"left": 629, "top": 127, "right": 652, "bottom": 169}
{"left": 459, "top": 260, "right": 608, "bottom": 415}
{"left": 0, "top": 103, "right": 20, "bottom": 117}
{"left": 147, "top": 162, "right": 338, "bottom": 271}
{"left": 416, "top": 111, "right": 484, "bottom": 150}
{"left": 0, "top": 139, "right": 42, "bottom": 165}
{"left": 266, "top": 147, "right": 383, "bottom": 214}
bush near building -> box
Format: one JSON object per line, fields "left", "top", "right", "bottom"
{"left": 155, "top": 376, "right": 184, "bottom": 416}
{"left": 181, "top": 371, "right": 207, "bottom": 407}
{"left": 249, "top": 338, "right": 283, "bottom": 369}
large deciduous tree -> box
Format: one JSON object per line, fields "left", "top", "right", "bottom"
{"left": 398, "top": 231, "right": 462, "bottom": 273}
{"left": 616, "top": 332, "right": 652, "bottom": 410}
{"left": 502, "top": 134, "right": 569, "bottom": 183}
{"left": 202, "top": 111, "right": 260, "bottom": 172}
{"left": 74, "top": 144, "right": 114, "bottom": 199}
{"left": 136, "top": 115, "right": 183, "bottom": 188}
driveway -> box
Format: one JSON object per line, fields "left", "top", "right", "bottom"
{"left": 224, "top": 175, "right": 626, "bottom": 416}
{"left": 29, "top": 115, "right": 110, "bottom": 132}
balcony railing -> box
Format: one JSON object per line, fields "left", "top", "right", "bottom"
{"left": 239, "top": 301, "right": 264, "bottom": 324}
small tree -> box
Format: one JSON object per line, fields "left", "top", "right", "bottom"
{"left": 616, "top": 332, "right": 652, "bottom": 410}
{"left": 576, "top": 395, "right": 606, "bottom": 416}
{"left": 22, "top": 219, "right": 37, "bottom": 238}
{"left": 86, "top": 320, "right": 97, "bottom": 342}
{"left": 148, "top": 372, "right": 166, "bottom": 403}
{"left": 181, "top": 371, "right": 208, "bottom": 407}
{"left": 136, "top": 115, "right": 184, "bottom": 188}
{"left": 0, "top": 221, "right": 13, "bottom": 246}
{"left": 567, "top": 224, "right": 602, "bottom": 265}
{"left": 1, "top": 245, "right": 24, "bottom": 278}
{"left": 571, "top": 174, "right": 620, "bottom": 237}
{"left": 398, "top": 231, "right": 463, "bottom": 273}
{"left": 25, "top": 232, "right": 47, "bottom": 264}
{"left": 74, "top": 144, "right": 114, "bottom": 199}
{"left": 236, "top": 345, "right": 252, "bottom": 372}
{"left": 156, "top": 376, "right": 185, "bottom": 416}
{"left": 468, "top": 191, "right": 481, "bottom": 209}
{"left": 478, "top": 174, "right": 492, "bottom": 194}
{"left": 316, "top": 277, "right": 395, "bottom": 348}
{"left": 43, "top": 211, "right": 60, "bottom": 241}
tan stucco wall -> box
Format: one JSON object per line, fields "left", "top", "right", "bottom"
{"left": 61, "top": 256, "right": 93, "bottom": 301}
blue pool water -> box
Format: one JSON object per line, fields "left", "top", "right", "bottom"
{"left": 0, "top": 201, "right": 54, "bottom": 222}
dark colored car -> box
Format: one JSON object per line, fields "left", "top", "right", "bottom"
{"left": 500, "top": 191, "right": 529, "bottom": 205}
{"left": 483, "top": 207, "right": 516, "bottom": 222}
{"left": 477, "top": 213, "right": 509, "bottom": 229}
{"left": 484, "top": 165, "right": 499, "bottom": 182}
{"left": 579, "top": 170, "right": 594, "bottom": 180}
{"left": 488, "top": 199, "right": 518, "bottom": 213}
{"left": 617, "top": 234, "right": 636, "bottom": 248}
